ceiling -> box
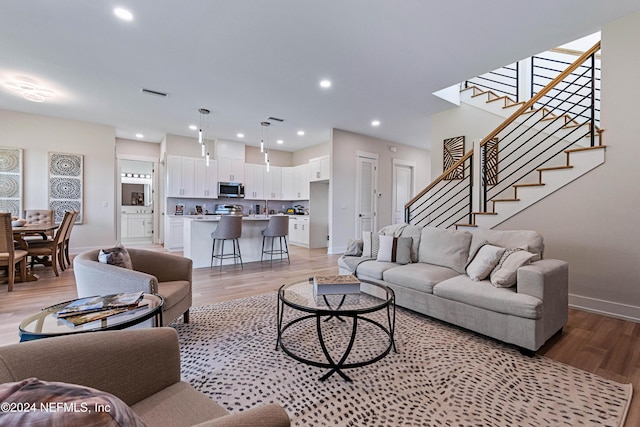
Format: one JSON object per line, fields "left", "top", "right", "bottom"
{"left": 1, "top": 1, "right": 640, "bottom": 152}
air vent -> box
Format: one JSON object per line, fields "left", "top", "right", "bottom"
{"left": 140, "top": 88, "right": 168, "bottom": 98}
{"left": 267, "top": 116, "right": 284, "bottom": 122}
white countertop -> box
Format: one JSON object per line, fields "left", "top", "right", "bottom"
{"left": 174, "top": 214, "right": 308, "bottom": 221}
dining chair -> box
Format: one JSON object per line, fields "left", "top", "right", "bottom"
{"left": 0, "top": 212, "right": 28, "bottom": 291}
{"left": 26, "top": 211, "right": 73, "bottom": 277}
{"left": 24, "top": 209, "right": 55, "bottom": 239}
{"left": 59, "top": 210, "right": 78, "bottom": 270}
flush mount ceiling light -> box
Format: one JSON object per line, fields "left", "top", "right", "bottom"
{"left": 319, "top": 79, "right": 332, "bottom": 89}
{"left": 114, "top": 7, "right": 133, "bottom": 21}
{"left": 371, "top": 120, "right": 381, "bottom": 127}
{"left": 4, "top": 79, "right": 55, "bottom": 103}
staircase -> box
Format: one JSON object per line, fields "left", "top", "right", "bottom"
{"left": 407, "top": 41, "right": 603, "bottom": 229}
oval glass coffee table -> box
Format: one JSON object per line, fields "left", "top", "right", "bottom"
{"left": 19, "top": 293, "right": 164, "bottom": 342}
{"left": 277, "top": 278, "right": 396, "bottom": 382}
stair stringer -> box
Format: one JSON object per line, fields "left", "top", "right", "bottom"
{"left": 473, "top": 147, "right": 605, "bottom": 229}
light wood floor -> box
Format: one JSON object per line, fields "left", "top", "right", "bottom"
{"left": 1, "top": 245, "right": 637, "bottom": 425}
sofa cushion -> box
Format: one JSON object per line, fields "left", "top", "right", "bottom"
{"left": 0, "top": 377, "right": 147, "bottom": 427}
{"left": 157, "top": 281, "right": 191, "bottom": 310}
{"left": 131, "top": 381, "right": 228, "bottom": 427}
{"left": 469, "top": 228, "right": 544, "bottom": 260}
{"left": 383, "top": 263, "right": 459, "bottom": 293}
{"left": 433, "top": 275, "right": 543, "bottom": 319}
{"left": 361, "top": 232, "right": 380, "bottom": 258}
{"left": 355, "top": 260, "right": 398, "bottom": 280}
{"left": 418, "top": 226, "right": 472, "bottom": 274}
{"left": 490, "top": 249, "right": 536, "bottom": 288}
{"left": 376, "top": 235, "right": 412, "bottom": 264}
{"left": 466, "top": 244, "right": 505, "bottom": 281}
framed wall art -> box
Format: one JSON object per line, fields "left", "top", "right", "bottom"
{"left": 483, "top": 138, "right": 499, "bottom": 186}
{"left": 443, "top": 136, "right": 465, "bottom": 180}
{"left": 0, "top": 147, "right": 23, "bottom": 217}
{"left": 49, "top": 152, "right": 83, "bottom": 224}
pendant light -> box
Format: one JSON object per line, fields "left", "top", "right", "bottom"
{"left": 261, "top": 121, "right": 270, "bottom": 171}
{"left": 198, "top": 108, "right": 211, "bottom": 163}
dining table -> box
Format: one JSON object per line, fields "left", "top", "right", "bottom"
{"left": 12, "top": 223, "right": 59, "bottom": 281}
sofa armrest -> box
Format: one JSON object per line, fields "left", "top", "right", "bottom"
{"left": 517, "top": 259, "right": 569, "bottom": 333}
{"left": 129, "top": 249, "right": 193, "bottom": 285}
{"left": 74, "top": 256, "right": 157, "bottom": 296}
{"left": 192, "top": 403, "right": 290, "bottom": 427}
{"left": 0, "top": 328, "right": 181, "bottom": 407}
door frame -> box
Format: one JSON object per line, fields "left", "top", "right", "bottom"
{"left": 355, "top": 151, "right": 379, "bottom": 238}
{"left": 116, "top": 154, "right": 160, "bottom": 244}
{"left": 392, "top": 159, "right": 416, "bottom": 224}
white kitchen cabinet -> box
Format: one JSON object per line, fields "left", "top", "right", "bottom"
{"left": 293, "top": 164, "right": 310, "bottom": 200}
{"left": 164, "top": 216, "right": 184, "bottom": 252}
{"left": 281, "top": 167, "right": 294, "bottom": 200}
{"left": 309, "top": 155, "right": 330, "bottom": 182}
{"left": 264, "top": 166, "right": 282, "bottom": 199}
{"left": 218, "top": 157, "right": 245, "bottom": 183}
{"left": 288, "top": 216, "right": 309, "bottom": 246}
{"left": 194, "top": 158, "right": 218, "bottom": 198}
{"left": 166, "top": 155, "right": 195, "bottom": 197}
{"left": 244, "top": 163, "right": 264, "bottom": 199}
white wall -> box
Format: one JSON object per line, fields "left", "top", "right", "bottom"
{"left": 330, "top": 128, "right": 431, "bottom": 253}
{"left": 428, "top": 11, "right": 640, "bottom": 321}
{"left": 0, "top": 109, "right": 116, "bottom": 251}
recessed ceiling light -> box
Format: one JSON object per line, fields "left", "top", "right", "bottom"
{"left": 371, "top": 120, "right": 381, "bottom": 127}
{"left": 237, "top": 133, "right": 245, "bottom": 138}
{"left": 189, "top": 125, "right": 197, "bottom": 130}
{"left": 114, "top": 8, "right": 133, "bottom": 21}
{"left": 319, "top": 79, "right": 332, "bottom": 89}
{"left": 297, "top": 130, "right": 305, "bottom": 136}
{"left": 135, "top": 133, "right": 144, "bottom": 138}
{"left": 277, "top": 139, "right": 284, "bottom": 144}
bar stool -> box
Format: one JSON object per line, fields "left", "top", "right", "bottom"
{"left": 210, "top": 215, "right": 243, "bottom": 271}
{"left": 261, "top": 215, "right": 290, "bottom": 266}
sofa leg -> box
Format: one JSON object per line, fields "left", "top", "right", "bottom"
{"left": 519, "top": 348, "right": 536, "bottom": 358}
{"left": 183, "top": 310, "right": 190, "bottom": 324}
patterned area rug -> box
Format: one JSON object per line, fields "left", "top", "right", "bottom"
{"left": 172, "top": 293, "right": 632, "bottom": 426}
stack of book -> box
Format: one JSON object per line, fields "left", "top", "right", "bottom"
{"left": 54, "top": 292, "right": 147, "bottom": 327}
{"left": 313, "top": 274, "right": 361, "bottom": 296}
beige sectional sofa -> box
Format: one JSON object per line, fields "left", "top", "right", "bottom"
{"left": 338, "top": 225, "right": 568, "bottom": 352}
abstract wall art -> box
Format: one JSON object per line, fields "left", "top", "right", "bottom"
{"left": 0, "top": 147, "right": 23, "bottom": 217}
{"left": 49, "top": 152, "right": 83, "bottom": 224}
{"left": 443, "top": 136, "right": 465, "bottom": 180}
{"left": 483, "top": 138, "right": 499, "bottom": 186}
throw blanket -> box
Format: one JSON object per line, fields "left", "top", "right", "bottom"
{"left": 380, "top": 223, "right": 407, "bottom": 237}
{"left": 339, "top": 256, "right": 374, "bottom": 273}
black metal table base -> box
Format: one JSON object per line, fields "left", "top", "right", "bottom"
{"left": 276, "top": 286, "right": 396, "bottom": 382}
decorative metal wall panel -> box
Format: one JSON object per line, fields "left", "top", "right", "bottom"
{"left": 483, "top": 138, "right": 499, "bottom": 186}
{"left": 443, "top": 136, "right": 465, "bottom": 180}
{"left": 0, "top": 147, "right": 23, "bottom": 217}
{"left": 49, "top": 152, "right": 83, "bottom": 224}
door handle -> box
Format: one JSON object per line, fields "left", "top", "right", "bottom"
{"left": 359, "top": 214, "right": 363, "bottom": 217}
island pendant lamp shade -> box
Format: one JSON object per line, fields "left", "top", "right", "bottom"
{"left": 260, "top": 121, "right": 271, "bottom": 168}
{"left": 198, "top": 108, "right": 211, "bottom": 164}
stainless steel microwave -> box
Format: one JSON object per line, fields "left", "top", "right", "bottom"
{"left": 218, "top": 182, "right": 245, "bottom": 198}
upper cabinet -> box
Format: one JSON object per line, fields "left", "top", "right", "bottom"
{"left": 166, "top": 155, "right": 195, "bottom": 197}
{"left": 309, "top": 155, "right": 330, "bottom": 182}
{"left": 194, "top": 158, "right": 218, "bottom": 198}
{"left": 244, "top": 163, "right": 265, "bottom": 199}
{"left": 293, "top": 163, "right": 310, "bottom": 200}
{"left": 264, "top": 166, "right": 282, "bottom": 200}
{"left": 215, "top": 140, "right": 245, "bottom": 183}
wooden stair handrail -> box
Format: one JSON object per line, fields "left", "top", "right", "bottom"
{"left": 405, "top": 40, "right": 601, "bottom": 211}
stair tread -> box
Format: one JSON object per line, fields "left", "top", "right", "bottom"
{"left": 455, "top": 223, "right": 477, "bottom": 228}
{"left": 492, "top": 198, "right": 520, "bottom": 203}
{"left": 513, "top": 183, "right": 545, "bottom": 188}
{"left": 472, "top": 212, "right": 498, "bottom": 215}
{"left": 538, "top": 165, "right": 574, "bottom": 171}
{"left": 565, "top": 145, "right": 606, "bottom": 153}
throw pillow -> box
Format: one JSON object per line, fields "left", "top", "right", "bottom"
{"left": 466, "top": 244, "right": 505, "bottom": 281}
{"left": 98, "top": 246, "right": 133, "bottom": 269}
{"left": 344, "top": 239, "right": 363, "bottom": 257}
{"left": 361, "top": 231, "right": 380, "bottom": 258}
{"left": 376, "top": 235, "right": 412, "bottom": 264}
{"left": 0, "top": 378, "right": 147, "bottom": 426}
{"left": 490, "top": 249, "right": 536, "bottom": 288}
{"left": 418, "top": 226, "right": 472, "bottom": 274}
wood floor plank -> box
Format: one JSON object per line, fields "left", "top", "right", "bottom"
{"left": 0, "top": 245, "right": 637, "bottom": 426}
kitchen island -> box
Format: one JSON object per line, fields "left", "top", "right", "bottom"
{"left": 181, "top": 215, "right": 283, "bottom": 269}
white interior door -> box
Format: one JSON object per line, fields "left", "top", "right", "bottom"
{"left": 392, "top": 160, "right": 415, "bottom": 224}
{"left": 355, "top": 154, "right": 378, "bottom": 237}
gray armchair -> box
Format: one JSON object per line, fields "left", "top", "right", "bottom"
{"left": 0, "top": 328, "right": 290, "bottom": 427}
{"left": 73, "top": 248, "right": 192, "bottom": 325}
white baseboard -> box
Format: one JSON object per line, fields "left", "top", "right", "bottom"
{"left": 569, "top": 293, "right": 640, "bottom": 323}
{"left": 327, "top": 244, "right": 346, "bottom": 255}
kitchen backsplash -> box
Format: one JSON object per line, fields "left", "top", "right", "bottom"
{"left": 167, "top": 197, "right": 309, "bottom": 216}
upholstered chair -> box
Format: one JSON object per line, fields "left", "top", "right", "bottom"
{"left": 73, "top": 248, "right": 192, "bottom": 325}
